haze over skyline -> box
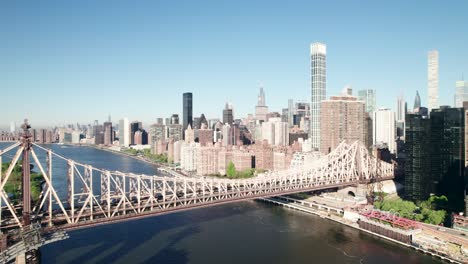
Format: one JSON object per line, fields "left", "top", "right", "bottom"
{"left": 2, "top": 0, "right": 468, "bottom": 128}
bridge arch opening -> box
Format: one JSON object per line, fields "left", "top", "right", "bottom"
{"left": 347, "top": 191, "right": 356, "bottom": 197}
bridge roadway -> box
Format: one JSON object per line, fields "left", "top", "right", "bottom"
{"left": 37, "top": 177, "right": 392, "bottom": 233}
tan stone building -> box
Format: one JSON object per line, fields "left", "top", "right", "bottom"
{"left": 232, "top": 147, "right": 252, "bottom": 172}
{"left": 320, "top": 95, "right": 366, "bottom": 154}
{"left": 218, "top": 148, "right": 233, "bottom": 175}
{"left": 253, "top": 140, "right": 273, "bottom": 170}
{"left": 198, "top": 124, "right": 213, "bottom": 146}
{"left": 184, "top": 124, "right": 195, "bottom": 143}
{"left": 196, "top": 145, "right": 220, "bottom": 175}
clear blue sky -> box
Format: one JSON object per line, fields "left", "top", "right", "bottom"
{"left": 1, "top": 0, "right": 467, "bottom": 128}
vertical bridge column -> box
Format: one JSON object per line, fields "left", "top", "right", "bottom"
{"left": 21, "top": 120, "right": 32, "bottom": 226}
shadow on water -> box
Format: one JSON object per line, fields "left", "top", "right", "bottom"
{"left": 41, "top": 202, "right": 258, "bottom": 264}
{"left": 143, "top": 226, "right": 197, "bottom": 264}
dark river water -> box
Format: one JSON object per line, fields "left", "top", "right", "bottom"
{"left": 0, "top": 143, "right": 442, "bottom": 264}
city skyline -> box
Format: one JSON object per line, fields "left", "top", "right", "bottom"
{"left": 2, "top": 1, "right": 468, "bottom": 128}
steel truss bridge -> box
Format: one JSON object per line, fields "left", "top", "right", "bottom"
{"left": 0, "top": 122, "right": 393, "bottom": 262}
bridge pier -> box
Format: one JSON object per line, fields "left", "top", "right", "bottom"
{"left": 15, "top": 249, "right": 40, "bottom": 264}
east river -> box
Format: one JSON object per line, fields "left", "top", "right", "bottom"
{"left": 0, "top": 143, "right": 442, "bottom": 264}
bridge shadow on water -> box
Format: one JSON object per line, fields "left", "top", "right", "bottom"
{"left": 41, "top": 201, "right": 259, "bottom": 264}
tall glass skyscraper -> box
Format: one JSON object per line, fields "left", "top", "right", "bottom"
{"left": 428, "top": 50, "right": 439, "bottom": 112}
{"left": 310, "top": 42, "right": 327, "bottom": 151}
{"left": 183, "top": 92, "right": 193, "bottom": 136}
{"left": 357, "top": 89, "right": 376, "bottom": 114}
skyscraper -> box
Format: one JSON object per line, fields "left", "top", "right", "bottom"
{"left": 183, "top": 92, "right": 193, "bottom": 136}
{"left": 396, "top": 94, "right": 406, "bottom": 122}
{"left": 357, "top": 89, "right": 376, "bottom": 114}
{"left": 171, "top": 114, "right": 180, "bottom": 125}
{"left": 396, "top": 94, "right": 406, "bottom": 138}
{"left": 430, "top": 107, "right": 465, "bottom": 212}
{"left": 130, "top": 121, "right": 142, "bottom": 145}
{"left": 258, "top": 86, "right": 265, "bottom": 106}
{"left": 310, "top": 42, "right": 327, "bottom": 151}
{"left": 428, "top": 50, "right": 439, "bottom": 112}
{"left": 455, "top": 80, "right": 468, "bottom": 107}
{"left": 255, "top": 86, "right": 268, "bottom": 121}
{"left": 103, "top": 122, "right": 113, "bottom": 146}
{"left": 373, "top": 108, "right": 396, "bottom": 153}
{"left": 118, "top": 118, "right": 130, "bottom": 147}
{"left": 414, "top": 91, "right": 421, "bottom": 110}
{"left": 405, "top": 113, "right": 432, "bottom": 201}
{"left": 288, "top": 99, "right": 294, "bottom": 127}
{"left": 223, "top": 102, "right": 234, "bottom": 125}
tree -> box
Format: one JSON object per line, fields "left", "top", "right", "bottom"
{"left": 422, "top": 208, "right": 446, "bottom": 225}
{"left": 226, "top": 161, "right": 236, "bottom": 178}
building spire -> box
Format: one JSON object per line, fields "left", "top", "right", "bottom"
{"left": 414, "top": 90, "right": 421, "bottom": 110}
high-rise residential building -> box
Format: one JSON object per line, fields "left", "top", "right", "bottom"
{"left": 149, "top": 124, "right": 166, "bottom": 145}
{"left": 406, "top": 106, "right": 467, "bottom": 211}
{"left": 455, "top": 80, "right": 468, "bottom": 107}
{"left": 134, "top": 129, "right": 148, "bottom": 145}
{"left": 71, "top": 131, "right": 81, "bottom": 144}
{"left": 167, "top": 124, "right": 183, "bottom": 142}
{"left": 196, "top": 145, "right": 220, "bottom": 176}
{"left": 310, "top": 42, "right": 327, "bottom": 151}
{"left": 288, "top": 99, "right": 294, "bottom": 127}
{"left": 103, "top": 122, "right": 113, "bottom": 146}
{"left": 364, "top": 113, "right": 373, "bottom": 149}
{"left": 93, "top": 125, "right": 104, "bottom": 145}
{"left": 130, "top": 121, "right": 142, "bottom": 145}
{"left": 183, "top": 92, "right": 193, "bottom": 136}
{"left": 357, "top": 89, "right": 376, "bottom": 114}
{"left": 255, "top": 87, "right": 269, "bottom": 121}
{"left": 281, "top": 108, "right": 289, "bottom": 123}
{"left": 222, "top": 123, "right": 233, "bottom": 146}
{"left": 428, "top": 50, "right": 439, "bottom": 112}
{"left": 260, "top": 118, "right": 289, "bottom": 147}
{"left": 223, "top": 103, "right": 234, "bottom": 125}
{"left": 396, "top": 94, "right": 406, "bottom": 138}
{"left": 180, "top": 142, "right": 198, "bottom": 172}
{"left": 414, "top": 91, "right": 421, "bottom": 111}
{"left": 30, "top": 129, "right": 37, "bottom": 142}
{"left": 373, "top": 108, "right": 396, "bottom": 153}
{"left": 320, "top": 95, "right": 366, "bottom": 154}
{"left": 184, "top": 124, "right": 195, "bottom": 143}
{"left": 430, "top": 107, "right": 465, "bottom": 212}
{"left": 405, "top": 113, "right": 432, "bottom": 201}
{"left": 37, "top": 129, "right": 46, "bottom": 144}
{"left": 274, "top": 121, "right": 289, "bottom": 146}
{"left": 396, "top": 94, "right": 406, "bottom": 122}
{"left": 9, "top": 122, "right": 16, "bottom": 133}
{"left": 198, "top": 123, "right": 214, "bottom": 146}
{"left": 155, "top": 118, "right": 164, "bottom": 125}
{"left": 171, "top": 114, "right": 180, "bottom": 125}
{"left": 118, "top": 118, "right": 130, "bottom": 147}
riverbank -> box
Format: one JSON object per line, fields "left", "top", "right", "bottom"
{"left": 260, "top": 196, "right": 465, "bottom": 264}
{"left": 84, "top": 144, "right": 166, "bottom": 168}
